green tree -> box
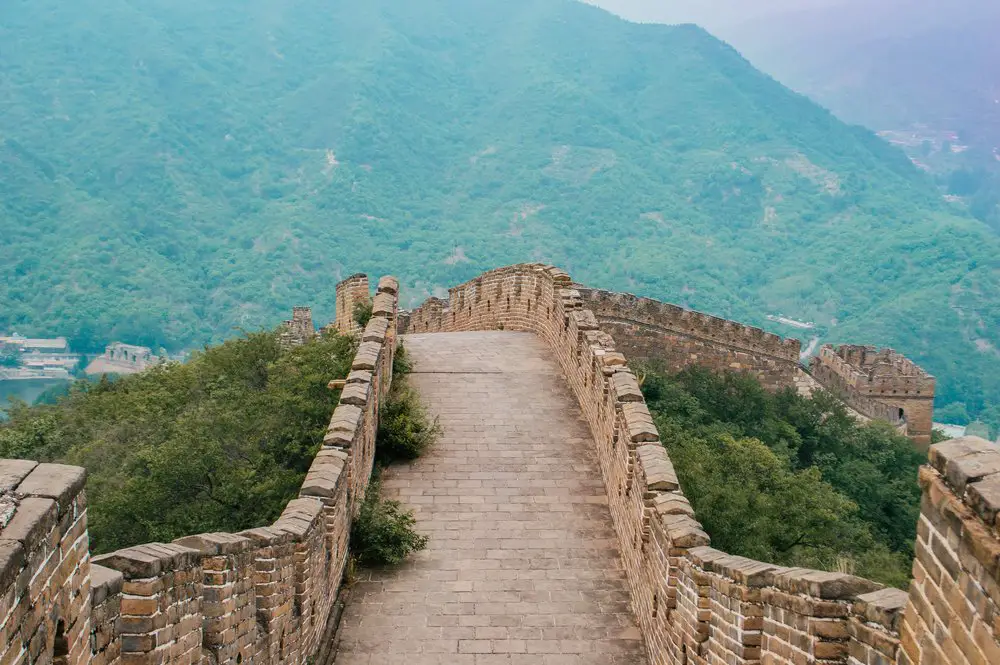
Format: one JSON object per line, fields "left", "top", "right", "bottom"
{"left": 0, "top": 330, "right": 355, "bottom": 553}
{"left": 641, "top": 366, "right": 922, "bottom": 587}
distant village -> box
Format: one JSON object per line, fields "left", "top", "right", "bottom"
{"left": 0, "top": 333, "right": 162, "bottom": 382}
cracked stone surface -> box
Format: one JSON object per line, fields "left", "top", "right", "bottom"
{"left": 335, "top": 331, "right": 646, "bottom": 664}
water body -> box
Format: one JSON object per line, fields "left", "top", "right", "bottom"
{"left": 0, "top": 379, "right": 69, "bottom": 419}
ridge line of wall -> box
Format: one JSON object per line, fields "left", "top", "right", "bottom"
{"left": 401, "top": 263, "right": 998, "bottom": 665}
{"left": 573, "top": 287, "right": 801, "bottom": 393}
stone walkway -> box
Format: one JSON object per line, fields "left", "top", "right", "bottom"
{"left": 334, "top": 331, "right": 646, "bottom": 664}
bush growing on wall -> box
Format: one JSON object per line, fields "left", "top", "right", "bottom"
{"left": 350, "top": 476, "right": 428, "bottom": 566}
{"left": 376, "top": 385, "right": 440, "bottom": 465}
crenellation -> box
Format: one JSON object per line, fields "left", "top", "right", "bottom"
{"left": 331, "top": 274, "right": 371, "bottom": 335}
{"left": 279, "top": 307, "right": 316, "bottom": 349}
{"left": 811, "top": 345, "right": 935, "bottom": 448}
{"left": 576, "top": 287, "right": 801, "bottom": 392}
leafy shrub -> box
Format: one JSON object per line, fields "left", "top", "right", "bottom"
{"left": 353, "top": 300, "right": 373, "bottom": 328}
{"left": 392, "top": 343, "right": 413, "bottom": 377}
{"left": 376, "top": 383, "right": 440, "bottom": 465}
{"left": 350, "top": 478, "right": 428, "bottom": 566}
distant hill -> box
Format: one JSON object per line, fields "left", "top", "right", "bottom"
{"left": 722, "top": 0, "right": 1000, "bottom": 149}
{"left": 1, "top": 0, "right": 1000, "bottom": 421}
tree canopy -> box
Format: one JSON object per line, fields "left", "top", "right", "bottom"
{"left": 0, "top": 331, "right": 355, "bottom": 553}
{"left": 641, "top": 366, "right": 924, "bottom": 588}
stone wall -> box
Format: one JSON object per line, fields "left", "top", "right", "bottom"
{"left": 0, "top": 274, "right": 398, "bottom": 665}
{"left": 810, "top": 345, "right": 935, "bottom": 449}
{"left": 278, "top": 307, "right": 316, "bottom": 349}
{"left": 899, "top": 436, "right": 1000, "bottom": 665}
{"left": 576, "top": 287, "right": 802, "bottom": 392}
{"left": 403, "top": 264, "right": 984, "bottom": 665}
{"left": 809, "top": 355, "right": 907, "bottom": 429}
{"left": 0, "top": 462, "right": 90, "bottom": 665}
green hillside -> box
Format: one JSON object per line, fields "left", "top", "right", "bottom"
{"left": 2, "top": 0, "right": 999, "bottom": 421}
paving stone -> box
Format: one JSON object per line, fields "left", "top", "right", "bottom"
{"left": 335, "top": 332, "right": 646, "bottom": 664}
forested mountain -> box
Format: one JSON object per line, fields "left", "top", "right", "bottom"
{"left": 592, "top": 0, "right": 1000, "bottom": 236}
{"left": 2, "top": 0, "right": 1000, "bottom": 422}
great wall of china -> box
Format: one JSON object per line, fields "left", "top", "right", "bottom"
{"left": 0, "top": 264, "right": 996, "bottom": 665}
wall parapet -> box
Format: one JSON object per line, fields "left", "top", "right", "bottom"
{"left": 401, "top": 263, "right": 932, "bottom": 665}
{"left": 900, "top": 436, "right": 1000, "bottom": 665}
{"left": 0, "top": 274, "right": 398, "bottom": 665}
{"left": 572, "top": 287, "right": 801, "bottom": 393}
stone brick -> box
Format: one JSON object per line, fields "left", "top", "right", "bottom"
{"left": 15, "top": 463, "right": 87, "bottom": 514}
{"left": 0, "top": 460, "right": 38, "bottom": 493}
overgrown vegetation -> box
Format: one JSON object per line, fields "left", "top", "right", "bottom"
{"left": 349, "top": 475, "right": 429, "bottom": 566}
{"left": 0, "top": 331, "right": 355, "bottom": 553}
{"left": 350, "top": 343, "right": 435, "bottom": 564}
{"left": 640, "top": 366, "right": 924, "bottom": 588}
{"left": 376, "top": 385, "right": 440, "bottom": 465}
{"left": 1, "top": 0, "right": 999, "bottom": 426}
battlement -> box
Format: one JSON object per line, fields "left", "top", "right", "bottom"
{"left": 575, "top": 287, "right": 802, "bottom": 392}
{"left": 579, "top": 287, "right": 801, "bottom": 360}
{"left": 819, "top": 344, "right": 936, "bottom": 394}
{"left": 0, "top": 275, "right": 399, "bottom": 665}
{"left": 332, "top": 274, "right": 372, "bottom": 335}
{"left": 278, "top": 306, "right": 316, "bottom": 348}
{"left": 811, "top": 344, "right": 936, "bottom": 448}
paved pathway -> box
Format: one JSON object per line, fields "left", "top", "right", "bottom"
{"left": 335, "top": 331, "right": 646, "bottom": 664}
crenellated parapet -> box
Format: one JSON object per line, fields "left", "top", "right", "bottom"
{"left": 576, "top": 288, "right": 801, "bottom": 391}
{"left": 401, "top": 272, "right": 802, "bottom": 392}
{"left": 402, "top": 263, "right": 938, "bottom": 665}
{"left": 278, "top": 307, "right": 317, "bottom": 349}
{"left": 0, "top": 275, "right": 399, "bottom": 665}
{"left": 811, "top": 344, "right": 935, "bottom": 449}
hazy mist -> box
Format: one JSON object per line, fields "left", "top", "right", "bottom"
{"left": 583, "top": 0, "right": 846, "bottom": 33}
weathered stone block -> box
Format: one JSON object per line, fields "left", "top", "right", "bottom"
{"left": 0, "top": 460, "right": 38, "bottom": 492}
{"left": 15, "top": 463, "right": 87, "bottom": 513}
{"left": 611, "top": 371, "right": 644, "bottom": 403}
{"left": 173, "top": 533, "right": 251, "bottom": 557}
{"left": 0, "top": 497, "right": 57, "bottom": 546}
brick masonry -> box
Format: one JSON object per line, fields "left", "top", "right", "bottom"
{"left": 0, "top": 274, "right": 398, "bottom": 665}
{"left": 810, "top": 346, "right": 936, "bottom": 451}
{"left": 331, "top": 275, "right": 373, "bottom": 336}
{"left": 575, "top": 288, "right": 801, "bottom": 392}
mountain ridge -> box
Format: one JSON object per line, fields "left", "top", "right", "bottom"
{"left": 1, "top": 0, "right": 999, "bottom": 420}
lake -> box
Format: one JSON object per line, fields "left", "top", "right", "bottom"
{"left": 0, "top": 379, "right": 69, "bottom": 419}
